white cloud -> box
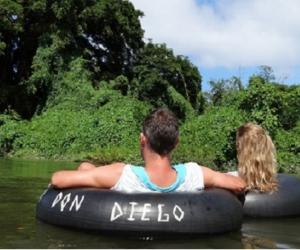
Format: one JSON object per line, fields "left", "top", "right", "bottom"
{"left": 130, "top": 0, "right": 300, "bottom": 81}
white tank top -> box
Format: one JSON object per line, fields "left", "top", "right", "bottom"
{"left": 111, "top": 162, "right": 204, "bottom": 193}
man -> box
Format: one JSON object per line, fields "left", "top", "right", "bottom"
{"left": 50, "top": 108, "right": 246, "bottom": 194}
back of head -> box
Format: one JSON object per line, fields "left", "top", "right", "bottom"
{"left": 142, "top": 108, "right": 179, "bottom": 155}
{"left": 236, "top": 123, "right": 278, "bottom": 193}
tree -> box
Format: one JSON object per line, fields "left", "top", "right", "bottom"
{"left": 279, "top": 85, "right": 300, "bottom": 130}
{"left": 257, "top": 65, "right": 276, "bottom": 83}
{"left": 207, "top": 76, "right": 244, "bottom": 106}
{"left": 130, "top": 41, "right": 203, "bottom": 120}
{"left": 0, "top": 0, "right": 145, "bottom": 118}
{"left": 238, "top": 76, "right": 283, "bottom": 135}
{"left": 238, "top": 66, "right": 300, "bottom": 133}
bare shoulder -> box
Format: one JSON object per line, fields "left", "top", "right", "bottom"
{"left": 200, "top": 165, "right": 214, "bottom": 173}
{"left": 94, "top": 162, "right": 126, "bottom": 172}
{"left": 92, "top": 162, "right": 126, "bottom": 176}
{"left": 51, "top": 162, "right": 127, "bottom": 189}
{"left": 91, "top": 162, "right": 127, "bottom": 188}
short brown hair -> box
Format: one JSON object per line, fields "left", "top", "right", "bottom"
{"left": 142, "top": 108, "right": 179, "bottom": 155}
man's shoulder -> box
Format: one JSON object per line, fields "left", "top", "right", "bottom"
{"left": 92, "top": 162, "right": 127, "bottom": 178}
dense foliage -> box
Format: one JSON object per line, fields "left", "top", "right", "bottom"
{"left": 0, "top": 0, "right": 299, "bottom": 173}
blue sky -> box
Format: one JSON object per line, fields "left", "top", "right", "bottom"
{"left": 130, "top": 0, "right": 300, "bottom": 91}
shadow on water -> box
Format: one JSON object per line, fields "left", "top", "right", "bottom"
{"left": 0, "top": 157, "right": 300, "bottom": 249}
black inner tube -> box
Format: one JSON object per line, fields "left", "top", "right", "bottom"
{"left": 36, "top": 187, "right": 243, "bottom": 238}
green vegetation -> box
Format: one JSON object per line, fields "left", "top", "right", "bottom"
{"left": 0, "top": 0, "right": 299, "bottom": 173}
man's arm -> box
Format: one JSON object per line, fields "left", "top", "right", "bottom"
{"left": 50, "top": 162, "right": 126, "bottom": 189}
{"left": 77, "top": 162, "right": 97, "bottom": 171}
{"left": 201, "top": 166, "right": 247, "bottom": 195}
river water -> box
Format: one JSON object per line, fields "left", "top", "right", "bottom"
{"left": 0, "top": 157, "right": 300, "bottom": 249}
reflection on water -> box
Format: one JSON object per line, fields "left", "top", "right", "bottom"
{"left": 0, "top": 157, "right": 300, "bottom": 249}
{"left": 241, "top": 217, "right": 300, "bottom": 249}
{"left": 242, "top": 235, "right": 278, "bottom": 249}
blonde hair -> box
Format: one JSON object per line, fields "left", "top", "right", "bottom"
{"left": 236, "top": 123, "right": 278, "bottom": 194}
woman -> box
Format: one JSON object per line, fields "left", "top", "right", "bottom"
{"left": 229, "top": 123, "right": 278, "bottom": 194}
